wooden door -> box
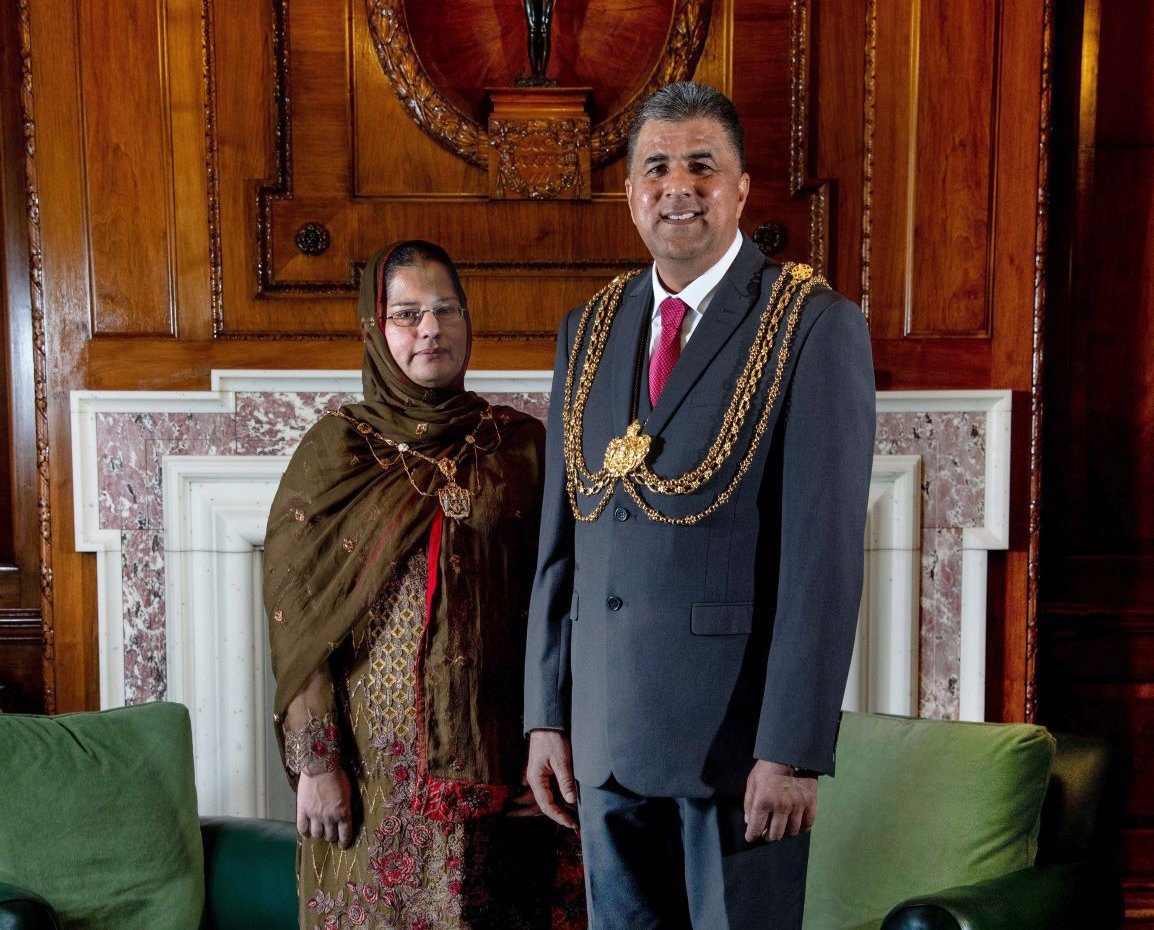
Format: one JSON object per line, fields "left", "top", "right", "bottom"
{"left": 1038, "top": 0, "right": 1154, "bottom": 923}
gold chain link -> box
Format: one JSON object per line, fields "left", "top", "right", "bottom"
{"left": 327, "top": 406, "right": 501, "bottom": 500}
{"left": 561, "top": 263, "right": 826, "bottom": 525}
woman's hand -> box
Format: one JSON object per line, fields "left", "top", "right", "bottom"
{"left": 297, "top": 768, "right": 355, "bottom": 848}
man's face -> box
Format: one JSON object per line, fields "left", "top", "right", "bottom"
{"left": 625, "top": 116, "right": 750, "bottom": 292}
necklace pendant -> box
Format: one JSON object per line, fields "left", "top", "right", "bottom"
{"left": 438, "top": 482, "right": 472, "bottom": 520}
{"left": 604, "top": 421, "right": 652, "bottom": 478}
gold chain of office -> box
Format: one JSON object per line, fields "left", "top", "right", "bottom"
{"left": 562, "top": 262, "right": 827, "bottom": 525}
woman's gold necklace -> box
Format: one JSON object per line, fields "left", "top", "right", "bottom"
{"left": 562, "top": 262, "right": 827, "bottom": 525}
{"left": 327, "top": 406, "right": 502, "bottom": 521}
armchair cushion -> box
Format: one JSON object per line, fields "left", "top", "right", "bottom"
{"left": 200, "top": 817, "right": 297, "bottom": 930}
{"left": 803, "top": 712, "right": 1056, "bottom": 930}
{"left": 0, "top": 702, "right": 204, "bottom": 930}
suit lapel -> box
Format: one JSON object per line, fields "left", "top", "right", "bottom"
{"left": 604, "top": 272, "right": 653, "bottom": 437}
{"left": 644, "top": 238, "right": 769, "bottom": 437}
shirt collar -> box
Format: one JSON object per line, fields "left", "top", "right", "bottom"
{"left": 649, "top": 230, "right": 744, "bottom": 314}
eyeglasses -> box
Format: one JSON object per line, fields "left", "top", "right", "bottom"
{"left": 384, "top": 306, "right": 468, "bottom": 328}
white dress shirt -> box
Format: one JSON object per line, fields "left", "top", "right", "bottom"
{"left": 647, "top": 231, "right": 744, "bottom": 357}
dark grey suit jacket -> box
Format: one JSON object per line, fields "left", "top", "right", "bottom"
{"left": 524, "top": 236, "right": 876, "bottom": 798}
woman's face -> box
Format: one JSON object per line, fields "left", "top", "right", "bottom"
{"left": 382, "top": 261, "right": 469, "bottom": 390}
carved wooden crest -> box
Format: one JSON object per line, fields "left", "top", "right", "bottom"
{"left": 365, "top": 0, "right": 714, "bottom": 169}
{"left": 487, "top": 88, "right": 592, "bottom": 200}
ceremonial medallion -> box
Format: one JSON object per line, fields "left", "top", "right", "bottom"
{"left": 438, "top": 483, "right": 472, "bottom": 520}
{"left": 603, "top": 421, "right": 652, "bottom": 478}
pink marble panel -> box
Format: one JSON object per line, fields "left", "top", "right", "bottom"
{"left": 140, "top": 411, "right": 237, "bottom": 445}
{"left": 875, "top": 412, "right": 986, "bottom": 529}
{"left": 484, "top": 391, "right": 550, "bottom": 424}
{"left": 97, "top": 414, "right": 155, "bottom": 530}
{"left": 918, "top": 527, "right": 964, "bottom": 719}
{"left": 234, "top": 391, "right": 358, "bottom": 455}
{"left": 121, "top": 530, "right": 167, "bottom": 703}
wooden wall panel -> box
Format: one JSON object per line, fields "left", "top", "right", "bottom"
{"left": 80, "top": 0, "right": 175, "bottom": 336}
{"left": 0, "top": 0, "right": 27, "bottom": 602}
{"left": 811, "top": 0, "right": 1042, "bottom": 444}
{"left": 865, "top": 0, "right": 914, "bottom": 338}
{"left": 28, "top": 0, "right": 100, "bottom": 712}
{"left": 0, "top": 612, "right": 44, "bottom": 713}
{"left": 811, "top": 0, "right": 864, "bottom": 294}
{"left": 352, "top": 10, "right": 502, "bottom": 197}
{"left": 862, "top": 0, "right": 998, "bottom": 340}
{"left": 811, "top": 0, "right": 1046, "bottom": 721}
{"left": 0, "top": 3, "right": 45, "bottom": 732}
{"left": 215, "top": 0, "right": 277, "bottom": 331}
{"left": 986, "top": 0, "right": 1048, "bottom": 725}
{"left": 1041, "top": 0, "right": 1154, "bottom": 573}
{"left": 167, "top": 0, "right": 213, "bottom": 342}
{"left": 66, "top": 0, "right": 825, "bottom": 373}
{"left": 1077, "top": 149, "right": 1154, "bottom": 544}
{"left": 290, "top": 2, "right": 351, "bottom": 196}
{"left": 730, "top": 0, "right": 814, "bottom": 266}
{"left": 906, "top": 0, "right": 996, "bottom": 337}
{"left": 1096, "top": 0, "right": 1154, "bottom": 147}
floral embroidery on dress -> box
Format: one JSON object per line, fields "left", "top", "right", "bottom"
{"left": 410, "top": 775, "right": 509, "bottom": 823}
{"left": 297, "top": 554, "right": 584, "bottom": 930}
{"left": 284, "top": 711, "right": 341, "bottom": 775}
{"left": 297, "top": 558, "right": 470, "bottom": 929}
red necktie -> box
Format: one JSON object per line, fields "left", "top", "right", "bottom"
{"left": 649, "top": 296, "right": 689, "bottom": 406}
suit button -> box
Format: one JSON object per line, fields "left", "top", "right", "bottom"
{"left": 606, "top": 596, "right": 623, "bottom": 611}
{"left": 614, "top": 506, "right": 629, "bottom": 522}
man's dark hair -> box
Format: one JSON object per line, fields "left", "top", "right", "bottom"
{"left": 383, "top": 239, "right": 467, "bottom": 307}
{"left": 626, "top": 81, "right": 746, "bottom": 172}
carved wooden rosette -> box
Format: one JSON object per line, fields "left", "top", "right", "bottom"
{"left": 487, "top": 88, "right": 591, "bottom": 201}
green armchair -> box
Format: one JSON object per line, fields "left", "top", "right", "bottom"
{"left": 803, "top": 713, "right": 1122, "bottom": 930}
{"left": 880, "top": 731, "right": 1122, "bottom": 929}
{"left": 1, "top": 704, "right": 1119, "bottom": 930}
{"left": 0, "top": 702, "right": 297, "bottom": 930}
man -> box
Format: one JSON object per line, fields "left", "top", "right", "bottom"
{"left": 524, "top": 82, "right": 875, "bottom": 929}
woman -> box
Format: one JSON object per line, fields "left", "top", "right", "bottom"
{"left": 265, "top": 241, "right": 576, "bottom": 929}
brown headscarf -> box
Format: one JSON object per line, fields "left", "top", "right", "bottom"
{"left": 265, "top": 241, "right": 545, "bottom": 791}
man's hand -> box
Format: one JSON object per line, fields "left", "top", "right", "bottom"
{"left": 527, "top": 729, "right": 579, "bottom": 829}
{"left": 297, "top": 768, "right": 355, "bottom": 848}
{"left": 743, "top": 759, "right": 817, "bottom": 843}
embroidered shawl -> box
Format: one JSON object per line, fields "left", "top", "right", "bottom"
{"left": 265, "top": 244, "right": 545, "bottom": 790}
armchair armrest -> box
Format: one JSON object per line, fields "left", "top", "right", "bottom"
{"left": 881, "top": 862, "right": 1121, "bottom": 930}
{"left": 200, "top": 816, "right": 297, "bottom": 930}
{"left": 0, "top": 882, "right": 58, "bottom": 930}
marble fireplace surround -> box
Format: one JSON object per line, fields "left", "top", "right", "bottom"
{"left": 73, "top": 372, "right": 1009, "bottom": 817}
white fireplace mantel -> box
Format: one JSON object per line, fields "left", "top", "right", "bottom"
{"left": 72, "top": 372, "right": 1009, "bottom": 817}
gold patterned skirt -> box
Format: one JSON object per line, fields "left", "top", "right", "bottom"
{"left": 297, "top": 554, "right": 583, "bottom": 930}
